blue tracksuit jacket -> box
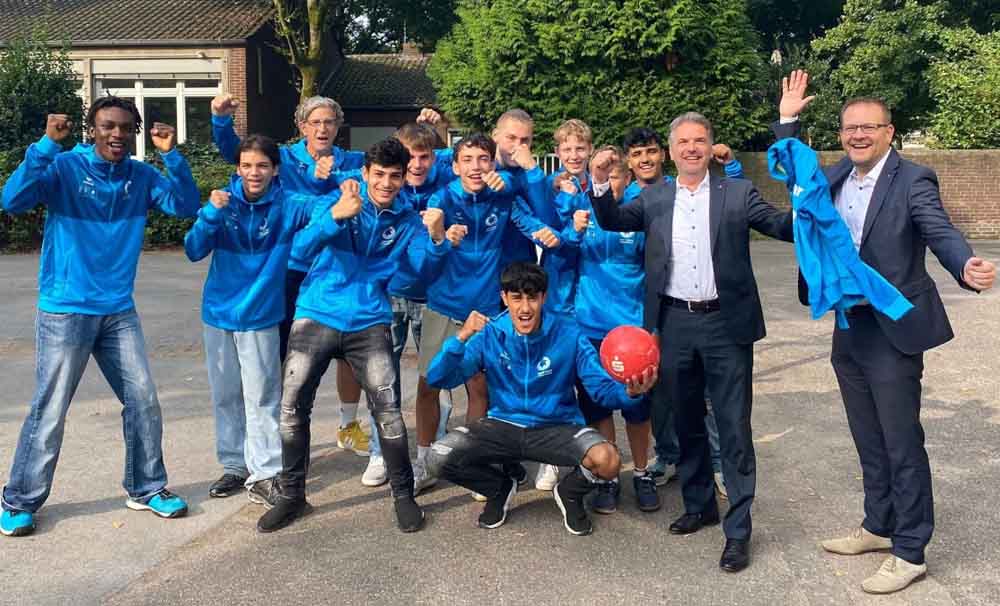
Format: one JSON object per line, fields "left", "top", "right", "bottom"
{"left": 291, "top": 183, "right": 430, "bottom": 332}
{"left": 2, "top": 136, "right": 200, "bottom": 314}
{"left": 184, "top": 175, "right": 324, "bottom": 331}
{"left": 768, "top": 138, "right": 913, "bottom": 327}
{"left": 426, "top": 311, "right": 640, "bottom": 427}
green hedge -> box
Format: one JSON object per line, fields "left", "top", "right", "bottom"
{"left": 0, "top": 141, "right": 233, "bottom": 252}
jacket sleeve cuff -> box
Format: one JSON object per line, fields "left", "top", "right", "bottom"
{"left": 525, "top": 166, "right": 545, "bottom": 183}
{"left": 441, "top": 336, "right": 466, "bottom": 355}
{"left": 320, "top": 212, "right": 345, "bottom": 237}
{"left": 36, "top": 135, "right": 62, "bottom": 157}
{"left": 211, "top": 114, "right": 234, "bottom": 127}
{"left": 200, "top": 202, "right": 223, "bottom": 224}
{"left": 158, "top": 148, "right": 182, "bottom": 163}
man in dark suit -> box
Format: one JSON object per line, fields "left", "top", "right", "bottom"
{"left": 588, "top": 113, "right": 793, "bottom": 573}
{"left": 775, "top": 70, "right": 996, "bottom": 594}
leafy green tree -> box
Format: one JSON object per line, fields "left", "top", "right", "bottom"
{"left": 746, "top": 0, "right": 845, "bottom": 48}
{"left": 0, "top": 29, "right": 84, "bottom": 251}
{"left": 927, "top": 29, "right": 1000, "bottom": 148}
{"left": 429, "top": 0, "right": 770, "bottom": 151}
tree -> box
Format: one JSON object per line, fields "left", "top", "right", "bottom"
{"left": 428, "top": 0, "right": 770, "bottom": 151}
{"left": 927, "top": 29, "right": 1000, "bottom": 148}
{"left": 0, "top": 28, "right": 84, "bottom": 251}
{"left": 343, "top": 0, "right": 459, "bottom": 53}
{"left": 746, "top": 0, "right": 844, "bottom": 49}
{"left": 272, "top": 0, "right": 334, "bottom": 101}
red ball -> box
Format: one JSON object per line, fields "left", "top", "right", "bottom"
{"left": 600, "top": 325, "right": 660, "bottom": 383}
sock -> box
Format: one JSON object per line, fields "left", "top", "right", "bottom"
{"left": 417, "top": 445, "right": 430, "bottom": 463}
{"left": 580, "top": 466, "right": 600, "bottom": 484}
{"left": 634, "top": 467, "right": 648, "bottom": 477}
{"left": 340, "top": 401, "right": 359, "bottom": 427}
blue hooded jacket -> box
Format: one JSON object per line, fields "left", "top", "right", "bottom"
{"left": 184, "top": 175, "right": 324, "bottom": 331}
{"left": 539, "top": 170, "right": 591, "bottom": 315}
{"left": 424, "top": 179, "right": 552, "bottom": 321}
{"left": 292, "top": 182, "right": 430, "bottom": 332}
{"left": 386, "top": 151, "right": 457, "bottom": 301}
{"left": 2, "top": 136, "right": 200, "bottom": 315}
{"left": 211, "top": 114, "right": 363, "bottom": 271}
{"left": 768, "top": 138, "right": 913, "bottom": 328}
{"left": 426, "top": 311, "right": 640, "bottom": 428}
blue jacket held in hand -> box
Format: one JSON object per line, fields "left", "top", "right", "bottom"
{"left": 2, "top": 135, "right": 201, "bottom": 315}
{"left": 184, "top": 175, "right": 323, "bottom": 331}
{"left": 292, "top": 182, "right": 431, "bottom": 333}
{"left": 426, "top": 311, "right": 640, "bottom": 428}
{"left": 768, "top": 137, "right": 913, "bottom": 327}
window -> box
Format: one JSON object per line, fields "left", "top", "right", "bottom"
{"left": 92, "top": 75, "right": 221, "bottom": 158}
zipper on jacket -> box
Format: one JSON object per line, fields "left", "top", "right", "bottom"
{"left": 249, "top": 205, "right": 255, "bottom": 254}
{"left": 522, "top": 334, "right": 530, "bottom": 413}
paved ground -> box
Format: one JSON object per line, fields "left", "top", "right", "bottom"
{"left": 1, "top": 242, "right": 999, "bottom": 606}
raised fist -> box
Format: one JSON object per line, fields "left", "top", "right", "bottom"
{"left": 46, "top": 114, "right": 74, "bottom": 142}
{"left": 552, "top": 171, "right": 574, "bottom": 192}
{"left": 331, "top": 179, "right": 362, "bottom": 220}
{"left": 416, "top": 108, "right": 443, "bottom": 125}
{"left": 315, "top": 155, "right": 334, "bottom": 180}
{"left": 209, "top": 190, "right": 231, "bottom": 209}
{"left": 422, "top": 208, "right": 446, "bottom": 242}
{"left": 511, "top": 144, "right": 537, "bottom": 171}
{"left": 445, "top": 223, "right": 469, "bottom": 247}
{"left": 711, "top": 144, "right": 734, "bottom": 165}
{"left": 573, "top": 209, "right": 590, "bottom": 233}
{"left": 484, "top": 171, "right": 506, "bottom": 192}
{"left": 532, "top": 227, "right": 560, "bottom": 248}
{"left": 149, "top": 123, "right": 176, "bottom": 152}
{"left": 560, "top": 178, "right": 579, "bottom": 195}
{"left": 457, "top": 310, "right": 489, "bottom": 342}
{"left": 589, "top": 148, "right": 616, "bottom": 185}
{"left": 211, "top": 94, "right": 240, "bottom": 117}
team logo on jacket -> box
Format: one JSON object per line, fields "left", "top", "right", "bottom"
{"left": 485, "top": 212, "right": 499, "bottom": 231}
{"left": 257, "top": 217, "right": 270, "bottom": 238}
{"left": 620, "top": 231, "right": 635, "bottom": 244}
{"left": 500, "top": 350, "right": 512, "bottom": 371}
{"left": 536, "top": 356, "right": 553, "bottom": 377}
{"left": 123, "top": 180, "right": 133, "bottom": 198}
{"left": 78, "top": 176, "right": 98, "bottom": 199}
{"left": 382, "top": 226, "right": 397, "bottom": 242}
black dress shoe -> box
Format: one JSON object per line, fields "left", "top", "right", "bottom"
{"left": 719, "top": 538, "right": 750, "bottom": 573}
{"left": 669, "top": 510, "right": 721, "bottom": 535}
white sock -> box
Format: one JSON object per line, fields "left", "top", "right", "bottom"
{"left": 634, "top": 467, "right": 648, "bottom": 477}
{"left": 340, "top": 401, "right": 359, "bottom": 427}
{"left": 417, "top": 445, "right": 430, "bottom": 463}
{"left": 580, "top": 466, "right": 600, "bottom": 483}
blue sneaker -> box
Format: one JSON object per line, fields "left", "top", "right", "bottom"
{"left": 126, "top": 489, "right": 188, "bottom": 518}
{"left": 591, "top": 479, "right": 620, "bottom": 515}
{"left": 1, "top": 510, "right": 35, "bottom": 537}
{"left": 634, "top": 474, "right": 661, "bottom": 512}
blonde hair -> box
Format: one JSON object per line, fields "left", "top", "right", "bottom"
{"left": 553, "top": 119, "right": 593, "bottom": 146}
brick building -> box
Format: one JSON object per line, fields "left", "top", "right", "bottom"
{"left": 325, "top": 43, "right": 452, "bottom": 150}
{"left": 0, "top": 0, "right": 303, "bottom": 158}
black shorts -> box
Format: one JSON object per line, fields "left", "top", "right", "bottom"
{"left": 576, "top": 338, "right": 652, "bottom": 425}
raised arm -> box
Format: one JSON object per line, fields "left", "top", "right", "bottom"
{"left": 147, "top": 123, "right": 200, "bottom": 218}
{"left": 587, "top": 147, "right": 645, "bottom": 232}
{"left": 210, "top": 95, "right": 242, "bottom": 164}
{"left": 184, "top": 190, "right": 228, "bottom": 261}
{"left": 1, "top": 114, "right": 72, "bottom": 214}
{"left": 425, "top": 312, "right": 489, "bottom": 389}
{"left": 908, "top": 167, "right": 977, "bottom": 290}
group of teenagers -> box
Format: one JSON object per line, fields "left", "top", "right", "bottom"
{"left": 2, "top": 69, "right": 995, "bottom": 595}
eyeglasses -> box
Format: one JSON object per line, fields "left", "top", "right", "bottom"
{"left": 840, "top": 123, "right": 888, "bottom": 135}
{"left": 306, "top": 119, "right": 338, "bottom": 128}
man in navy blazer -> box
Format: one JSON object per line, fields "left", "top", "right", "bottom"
{"left": 589, "top": 113, "right": 793, "bottom": 574}
{"left": 774, "top": 70, "right": 996, "bottom": 594}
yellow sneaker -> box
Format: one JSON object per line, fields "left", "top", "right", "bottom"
{"left": 337, "top": 421, "right": 370, "bottom": 457}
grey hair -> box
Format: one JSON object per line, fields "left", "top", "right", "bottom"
{"left": 668, "top": 112, "right": 714, "bottom": 146}
{"left": 295, "top": 96, "right": 344, "bottom": 126}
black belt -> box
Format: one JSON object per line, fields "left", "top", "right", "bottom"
{"left": 662, "top": 296, "right": 721, "bottom": 313}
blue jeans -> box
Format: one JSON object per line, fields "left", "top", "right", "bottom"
{"left": 203, "top": 324, "right": 282, "bottom": 484}
{"left": 2, "top": 309, "right": 168, "bottom": 513}
{"left": 369, "top": 297, "right": 450, "bottom": 456}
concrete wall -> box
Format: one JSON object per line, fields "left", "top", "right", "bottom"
{"left": 736, "top": 149, "right": 1000, "bottom": 239}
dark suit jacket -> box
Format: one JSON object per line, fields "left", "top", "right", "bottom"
{"left": 589, "top": 175, "right": 793, "bottom": 345}
{"left": 773, "top": 121, "right": 974, "bottom": 354}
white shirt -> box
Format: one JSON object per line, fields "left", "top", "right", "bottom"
{"left": 665, "top": 172, "right": 717, "bottom": 301}
{"left": 834, "top": 150, "right": 890, "bottom": 251}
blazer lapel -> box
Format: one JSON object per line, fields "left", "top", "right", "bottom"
{"left": 860, "top": 149, "right": 900, "bottom": 249}
{"left": 658, "top": 180, "right": 676, "bottom": 262}
{"left": 709, "top": 176, "right": 725, "bottom": 253}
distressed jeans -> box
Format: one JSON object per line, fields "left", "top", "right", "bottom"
{"left": 279, "top": 319, "right": 414, "bottom": 499}
{"left": 368, "top": 297, "right": 450, "bottom": 457}
{"left": 2, "top": 309, "right": 168, "bottom": 513}
{"left": 203, "top": 324, "right": 282, "bottom": 485}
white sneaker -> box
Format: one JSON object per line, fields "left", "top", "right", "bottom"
{"left": 535, "top": 464, "right": 559, "bottom": 491}
{"left": 361, "top": 455, "right": 388, "bottom": 487}
{"left": 471, "top": 491, "right": 488, "bottom": 502}
{"left": 862, "top": 556, "right": 927, "bottom": 594}
{"left": 412, "top": 459, "right": 437, "bottom": 495}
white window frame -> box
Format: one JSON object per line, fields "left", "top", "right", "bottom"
{"left": 93, "top": 77, "right": 221, "bottom": 159}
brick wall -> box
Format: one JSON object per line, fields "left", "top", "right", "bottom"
{"left": 736, "top": 149, "right": 1000, "bottom": 239}
{"left": 227, "top": 47, "right": 249, "bottom": 137}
